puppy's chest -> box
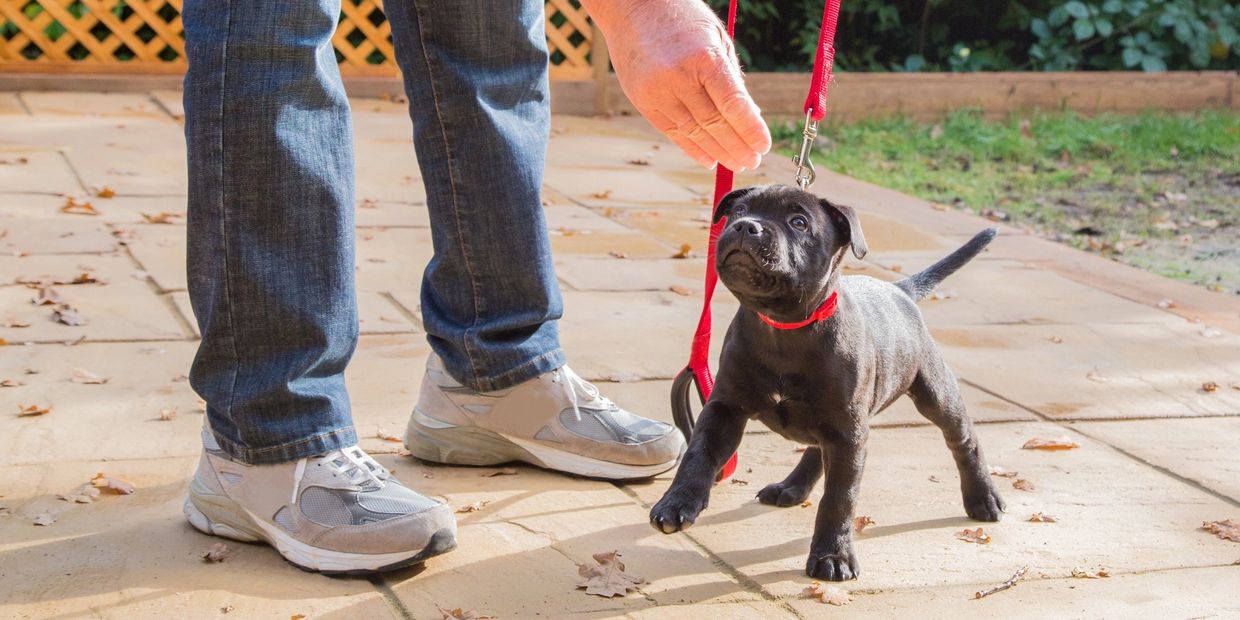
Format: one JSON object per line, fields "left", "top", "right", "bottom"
{"left": 749, "top": 381, "right": 830, "bottom": 445}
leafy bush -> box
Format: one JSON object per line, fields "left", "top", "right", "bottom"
{"left": 708, "top": 0, "right": 1239, "bottom": 72}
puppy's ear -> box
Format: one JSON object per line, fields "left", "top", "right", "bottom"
{"left": 820, "top": 199, "right": 869, "bottom": 259}
{"left": 713, "top": 187, "right": 758, "bottom": 223}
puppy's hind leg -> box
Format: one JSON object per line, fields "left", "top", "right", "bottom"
{"left": 907, "top": 354, "right": 1005, "bottom": 522}
{"left": 757, "top": 446, "right": 823, "bottom": 507}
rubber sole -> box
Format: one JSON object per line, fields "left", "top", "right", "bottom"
{"left": 405, "top": 409, "right": 681, "bottom": 480}
{"left": 184, "top": 490, "right": 456, "bottom": 575}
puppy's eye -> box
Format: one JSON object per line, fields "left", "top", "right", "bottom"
{"left": 789, "top": 215, "right": 809, "bottom": 231}
{"left": 732, "top": 204, "right": 748, "bottom": 216}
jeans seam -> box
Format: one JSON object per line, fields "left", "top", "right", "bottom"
{"left": 410, "top": 0, "right": 485, "bottom": 383}
{"left": 216, "top": 0, "right": 242, "bottom": 434}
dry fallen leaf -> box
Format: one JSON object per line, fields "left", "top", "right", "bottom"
{"left": 60, "top": 197, "right": 99, "bottom": 216}
{"left": 928, "top": 475, "right": 942, "bottom": 483}
{"left": 577, "top": 550, "right": 645, "bottom": 597}
{"left": 1, "top": 378, "right": 22, "bottom": 388}
{"left": 140, "top": 211, "right": 185, "bottom": 224}
{"left": 456, "top": 500, "right": 491, "bottom": 513}
{"left": 801, "top": 581, "right": 852, "bottom": 606}
{"left": 801, "top": 500, "right": 814, "bottom": 508}
{"left": 671, "top": 244, "right": 693, "bottom": 259}
{"left": 220, "top": 605, "right": 235, "bottom": 614}
{"left": 52, "top": 304, "right": 86, "bottom": 326}
{"left": 3, "top": 319, "right": 31, "bottom": 328}
{"left": 201, "top": 542, "right": 232, "bottom": 563}
{"left": 1070, "top": 566, "right": 1109, "bottom": 579}
{"left": 956, "top": 527, "right": 992, "bottom": 544}
{"left": 91, "top": 473, "right": 135, "bottom": 495}
{"left": 1029, "top": 512, "right": 1058, "bottom": 523}
{"left": 376, "top": 429, "right": 402, "bottom": 442}
{"left": 94, "top": 186, "right": 116, "bottom": 199}
{"left": 1202, "top": 381, "right": 1219, "bottom": 393}
{"left": 58, "top": 484, "right": 101, "bottom": 504}
{"left": 481, "top": 468, "right": 518, "bottom": 477}
{"left": 31, "top": 287, "right": 64, "bottom": 306}
{"left": 624, "top": 157, "right": 650, "bottom": 166}
{"left": 1013, "top": 478, "right": 1036, "bottom": 492}
{"left": 668, "top": 285, "right": 693, "bottom": 296}
{"left": 32, "top": 512, "right": 57, "bottom": 526}
{"left": 438, "top": 606, "right": 495, "bottom": 620}
{"left": 1085, "top": 369, "right": 1108, "bottom": 383}
{"left": 71, "top": 368, "right": 110, "bottom": 384}
{"left": 989, "top": 466, "right": 1018, "bottom": 478}
{"left": 1201, "top": 519, "right": 1240, "bottom": 542}
{"left": 853, "top": 515, "right": 875, "bottom": 534}
{"left": 1022, "top": 436, "right": 1079, "bottom": 451}
{"left": 17, "top": 403, "right": 51, "bottom": 417}
{"left": 1049, "top": 336, "right": 1064, "bottom": 344}
{"left": 159, "top": 408, "right": 178, "bottom": 421}
{"left": 1157, "top": 298, "right": 1177, "bottom": 309}
{"left": 590, "top": 190, "right": 614, "bottom": 199}
{"left": 608, "top": 251, "right": 628, "bottom": 259}
{"left": 290, "top": 615, "right": 305, "bottom": 620}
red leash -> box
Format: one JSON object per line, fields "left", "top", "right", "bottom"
{"left": 670, "top": 0, "right": 843, "bottom": 481}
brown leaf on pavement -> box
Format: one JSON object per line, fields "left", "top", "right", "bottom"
{"left": 624, "top": 157, "right": 650, "bottom": 166}
{"left": 158, "top": 408, "right": 178, "bottom": 421}
{"left": 576, "top": 550, "right": 645, "bottom": 597}
{"left": 140, "top": 211, "right": 185, "bottom": 224}
{"left": 1028, "top": 512, "right": 1058, "bottom": 523}
{"left": 956, "top": 527, "right": 992, "bottom": 544}
{"left": 1201, "top": 519, "right": 1240, "bottom": 542}
{"left": 3, "top": 318, "right": 31, "bottom": 328}
{"left": 989, "top": 465, "right": 1018, "bottom": 478}
{"left": 201, "top": 542, "right": 232, "bottom": 563}
{"left": 1013, "top": 478, "right": 1036, "bottom": 491}
{"left": 60, "top": 197, "right": 99, "bottom": 216}
{"left": 590, "top": 190, "right": 614, "bottom": 199}
{"left": 668, "top": 285, "right": 693, "bottom": 296}
{"left": 32, "top": 512, "right": 57, "bottom": 526}
{"left": 1202, "top": 381, "right": 1219, "bottom": 393}
{"left": 1, "top": 378, "right": 22, "bottom": 387}
{"left": 438, "top": 607, "right": 495, "bottom": 620}
{"left": 481, "top": 467, "right": 518, "bottom": 477}
{"left": 1070, "top": 566, "right": 1110, "bottom": 579}
{"left": 58, "top": 484, "right": 101, "bottom": 504}
{"left": 671, "top": 244, "right": 693, "bottom": 259}
{"left": 17, "top": 403, "right": 51, "bottom": 417}
{"left": 376, "top": 429, "right": 402, "bottom": 442}
{"left": 455, "top": 500, "right": 491, "bottom": 514}
{"left": 801, "top": 581, "right": 852, "bottom": 606}
{"left": 1085, "top": 369, "right": 1108, "bottom": 383}
{"left": 853, "top": 515, "right": 875, "bottom": 534}
{"left": 607, "top": 251, "right": 628, "bottom": 259}
{"left": 91, "top": 473, "right": 135, "bottom": 495}
{"left": 52, "top": 304, "right": 86, "bottom": 326}
{"left": 1022, "top": 436, "right": 1080, "bottom": 451}
{"left": 730, "top": 478, "right": 748, "bottom": 485}
{"left": 71, "top": 368, "right": 110, "bottom": 384}
{"left": 94, "top": 186, "right": 116, "bottom": 198}
{"left": 31, "top": 287, "right": 64, "bottom": 306}
{"left": 220, "top": 605, "right": 234, "bottom": 614}
{"left": 801, "top": 500, "right": 813, "bottom": 508}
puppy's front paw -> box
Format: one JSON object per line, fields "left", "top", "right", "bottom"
{"left": 757, "top": 480, "right": 813, "bottom": 507}
{"left": 964, "top": 483, "right": 1006, "bottom": 522}
{"left": 806, "top": 548, "right": 860, "bottom": 581}
{"left": 649, "top": 490, "right": 708, "bottom": 534}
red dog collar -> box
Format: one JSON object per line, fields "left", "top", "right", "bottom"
{"left": 758, "top": 292, "right": 839, "bottom": 330}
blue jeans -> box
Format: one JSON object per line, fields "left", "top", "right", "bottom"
{"left": 183, "top": 0, "right": 565, "bottom": 464}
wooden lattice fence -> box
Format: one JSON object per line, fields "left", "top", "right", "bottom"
{"left": 0, "top": 0, "right": 596, "bottom": 79}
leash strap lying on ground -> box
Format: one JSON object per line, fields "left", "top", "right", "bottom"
{"left": 671, "top": 0, "right": 842, "bottom": 482}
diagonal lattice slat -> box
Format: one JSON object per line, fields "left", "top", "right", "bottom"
{"left": 0, "top": 0, "right": 596, "bottom": 79}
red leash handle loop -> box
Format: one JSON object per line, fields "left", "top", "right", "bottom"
{"left": 804, "top": 0, "right": 842, "bottom": 121}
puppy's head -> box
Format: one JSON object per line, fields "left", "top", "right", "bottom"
{"left": 713, "top": 184, "right": 867, "bottom": 319}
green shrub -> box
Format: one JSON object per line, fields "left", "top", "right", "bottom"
{"left": 708, "top": 0, "right": 1239, "bottom": 72}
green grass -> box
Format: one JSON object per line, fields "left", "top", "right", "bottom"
{"left": 771, "top": 109, "right": 1240, "bottom": 292}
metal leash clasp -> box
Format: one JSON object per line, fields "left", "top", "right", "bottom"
{"left": 792, "top": 110, "right": 819, "bottom": 189}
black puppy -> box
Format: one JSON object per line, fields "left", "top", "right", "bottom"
{"left": 650, "top": 184, "right": 1005, "bottom": 581}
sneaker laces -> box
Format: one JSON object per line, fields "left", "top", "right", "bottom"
{"left": 552, "top": 365, "right": 614, "bottom": 421}
{"left": 299, "top": 447, "right": 390, "bottom": 491}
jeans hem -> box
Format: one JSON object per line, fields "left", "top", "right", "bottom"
{"left": 472, "top": 348, "right": 566, "bottom": 392}
{"left": 209, "top": 425, "right": 359, "bottom": 465}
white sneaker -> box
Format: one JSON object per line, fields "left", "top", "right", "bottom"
{"left": 185, "top": 430, "right": 456, "bottom": 575}
{"left": 405, "top": 355, "right": 686, "bottom": 480}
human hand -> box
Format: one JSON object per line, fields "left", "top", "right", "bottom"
{"left": 585, "top": 0, "right": 771, "bottom": 171}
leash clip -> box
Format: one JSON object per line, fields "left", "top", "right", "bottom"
{"left": 792, "top": 110, "right": 819, "bottom": 189}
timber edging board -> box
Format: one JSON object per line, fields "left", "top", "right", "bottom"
{"left": 0, "top": 71, "right": 1234, "bottom": 118}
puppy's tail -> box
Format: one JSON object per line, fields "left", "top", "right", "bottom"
{"left": 896, "top": 228, "right": 997, "bottom": 302}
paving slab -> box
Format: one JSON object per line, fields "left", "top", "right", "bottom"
{"left": 937, "top": 323, "right": 1240, "bottom": 420}
{"left": 20, "top": 92, "right": 172, "bottom": 119}
{"left": 356, "top": 200, "right": 429, "bottom": 228}
{"left": 0, "top": 92, "right": 25, "bottom": 115}
{"left": 556, "top": 257, "right": 708, "bottom": 292}
{"left": 545, "top": 168, "right": 701, "bottom": 208}
{"left": 356, "top": 227, "right": 435, "bottom": 293}
{"left": 354, "top": 140, "right": 426, "bottom": 203}
{"left": 0, "top": 254, "right": 189, "bottom": 343}
{"left": 375, "top": 454, "right": 759, "bottom": 617}
{"left": 1070, "top": 417, "right": 1240, "bottom": 502}
{"left": 795, "top": 565, "right": 1240, "bottom": 618}
{"left": 623, "top": 422, "right": 1240, "bottom": 596}
{"left": 0, "top": 204, "right": 120, "bottom": 255}
{"left": 0, "top": 457, "right": 396, "bottom": 620}
{"left": 0, "top": 148, "right": 83, "bottom": 195}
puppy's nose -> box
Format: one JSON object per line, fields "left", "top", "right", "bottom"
{"left": 733, "top": 220, "right": 763, "bottom": 237}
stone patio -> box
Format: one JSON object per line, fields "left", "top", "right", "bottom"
{"left": 2, "top": 91, "right": 1239, "bottom": 619}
